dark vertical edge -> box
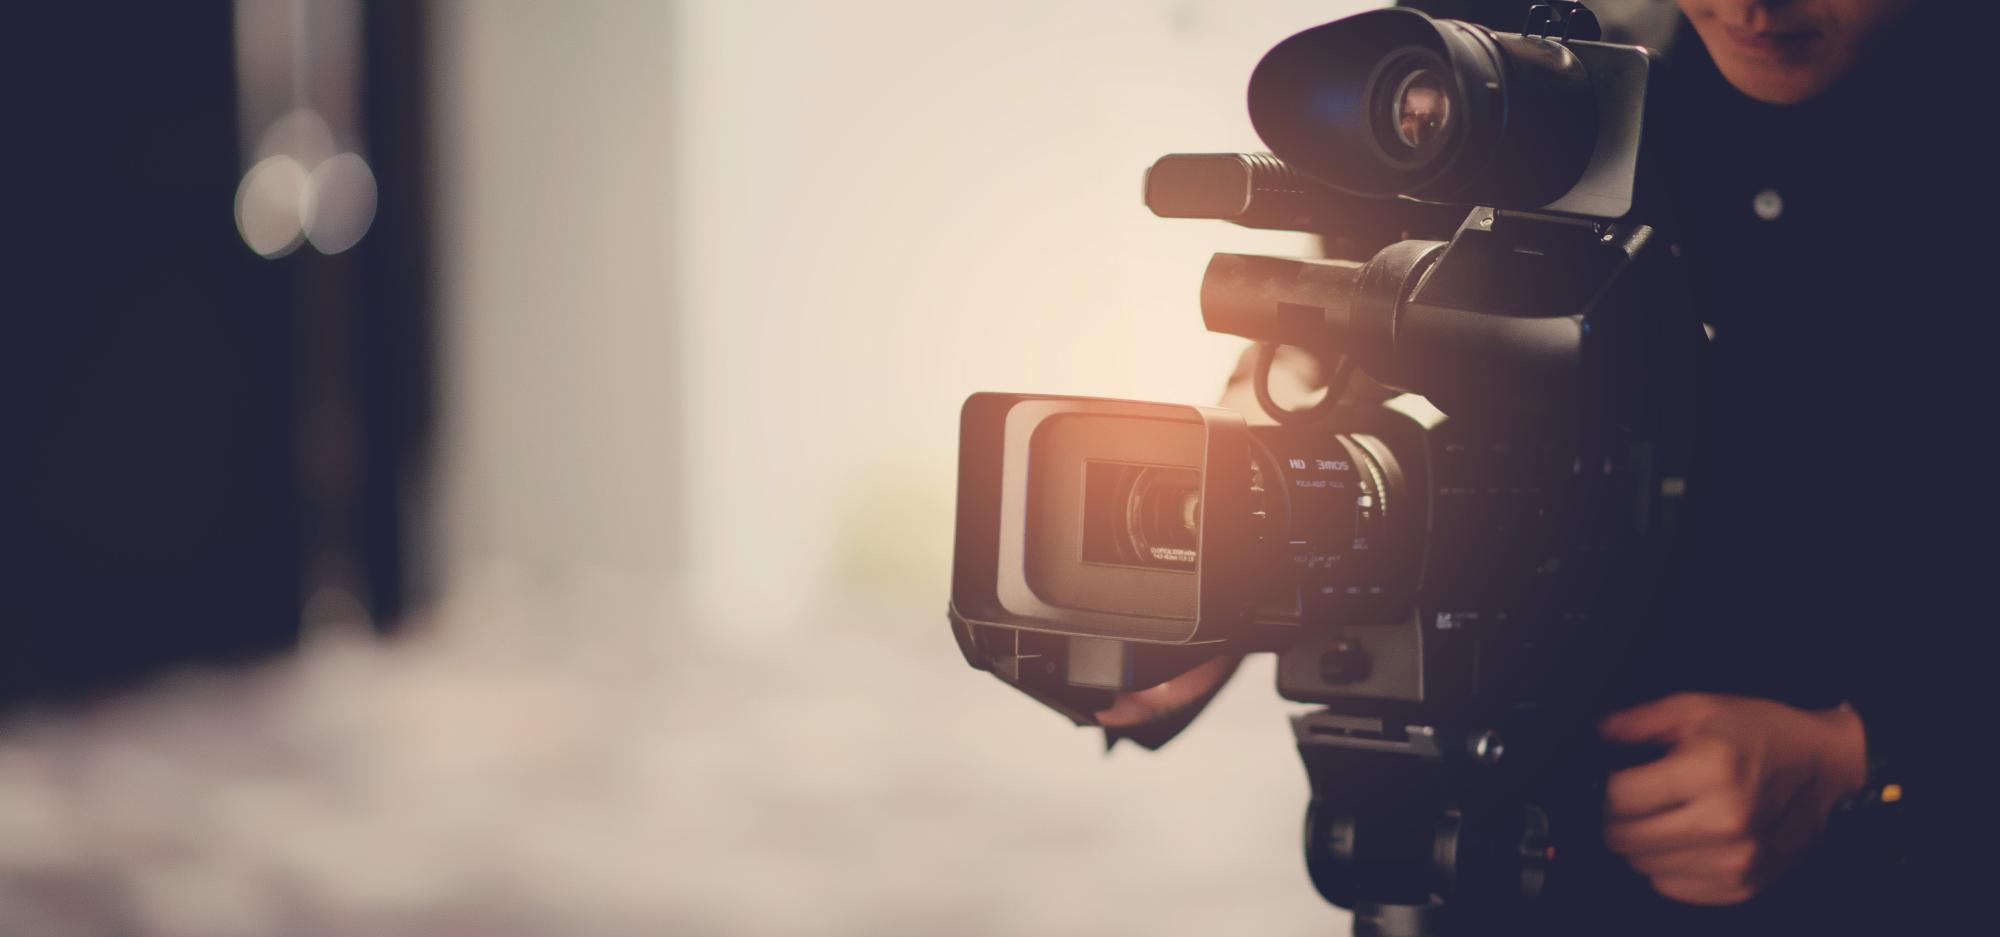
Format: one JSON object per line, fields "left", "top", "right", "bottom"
{"left": 358, "top": 0, "right": 440, "bottom": 628}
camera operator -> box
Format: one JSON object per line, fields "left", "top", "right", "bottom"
{"left": 1096, "top": 0, "right": 1978, "bottom": 928}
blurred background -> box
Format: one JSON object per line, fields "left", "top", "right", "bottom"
{"left": 5, "top": 2, "right": 1384, "bottom": 934}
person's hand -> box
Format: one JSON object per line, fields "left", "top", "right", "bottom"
{"left": 1598, "top": 692, "right": 1868, "bottom": 906}
{"left": 1092, "top": 654, "right": 1243, "bottom": 729}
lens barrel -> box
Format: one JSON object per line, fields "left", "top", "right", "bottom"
{"left": 1248, "top": 8, "right": 1597, "bottom": 211}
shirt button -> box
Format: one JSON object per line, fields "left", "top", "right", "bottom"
{"left": 1752, "top": 188, "right": 1784, "bottom": 221}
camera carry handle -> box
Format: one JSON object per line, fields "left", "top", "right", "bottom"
{"left": 1250, "top": 341, "right": 1357, "bottom": 426}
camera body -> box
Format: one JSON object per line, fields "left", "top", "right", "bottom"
{"left": 951, "top": 220, "right": 1692, "bottom": 719}
{"left": 949, "top": 5, "right": 1703, "bottom": 928}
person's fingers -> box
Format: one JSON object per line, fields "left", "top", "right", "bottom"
{"left": 1607, "top": 796, "right": 1749, "bottom": 852}
{"left": 1092, "top": 693, "right": 1164, "bottom": 728}
{"left": 1622, "top": 840, "right": 1756, "bottom": 881}
{"left": 1600, "top": 804, "right": 1712, "bottom": 856}
{"left": 1092, "top": 654, "right": 1241, "bottom": 728}
{"left": 1598, "top": 692, "right": 1712, "bottom": 745}
{"left": 1647, "top": 874, "right": 1755, "bottom": 907}
{"left": 1603, "top": 737, "right": 1732, "bottom": 821}
{"left": 1604, "top": 799, "right": 1740, "bottom": 856}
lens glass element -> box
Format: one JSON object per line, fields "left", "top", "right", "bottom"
{"left": 1391, "top": 68, "right": 1450, "bottom": 150}
{"left": 1126, "top": 467, "right": 1201, "bottom": 568}
{"left": 1080, "top": 461, "right": 1201, "bottom": 571}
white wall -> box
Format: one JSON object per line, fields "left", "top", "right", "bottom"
{"left": 428, "top": 0, "right": 682, "bottom": 597}
{"left": 419, "top": 6, "right": 1384, "bottom": 931}
{"left": 429, "top": 0, "right": 1376, "bottom": 632}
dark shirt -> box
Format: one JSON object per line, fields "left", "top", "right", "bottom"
{"left": 1347, "top": 3, "right": 1982, "bottom": 930}
{"left": 1641, "top": 6, "right": 1983, "bottom": 931}
{"left": 1184, "top": 4, "right": 1981, "bottom": 930}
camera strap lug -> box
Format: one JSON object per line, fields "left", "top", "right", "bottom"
{"left": 1522, "top": 2, "right": 1601, "bottom": 43}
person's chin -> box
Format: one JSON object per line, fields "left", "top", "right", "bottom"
{"left": 1711, "top": 57, "right": 1839, "bottom": 105}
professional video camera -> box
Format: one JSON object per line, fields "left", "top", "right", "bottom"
{"left": 948, "top": 4, "right": 1707, "bottom": 935}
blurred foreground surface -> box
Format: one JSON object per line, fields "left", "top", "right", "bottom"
{"left": 0, "top": 581, "right": 1343, "bottom": 936}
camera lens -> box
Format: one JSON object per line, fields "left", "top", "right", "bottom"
{"left": 1248, "top": 8, "right": 1598, "bottom": 209}
{"left": 1366, "top": 51, "right": 1456, "bottom": 170}
{"left": 1391, "top": 68, "right": 1450, "bottom": 150}
{"left": 1126, "top": 467, "right": 1201, "bottom": 568}
{"left": 1080, "top": 461, "right": 1204, "bottom": 571}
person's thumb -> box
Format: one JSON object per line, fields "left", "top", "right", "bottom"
{"left": 1597, "top": 692, "right": 1709, "bottom": 745}
{"left": 1093, "top": 654, "right": 1241, "bottom": 729}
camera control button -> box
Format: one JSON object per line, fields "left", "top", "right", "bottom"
{"left": 1320, "top": 640, "right": 1372, "bottom": 685}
